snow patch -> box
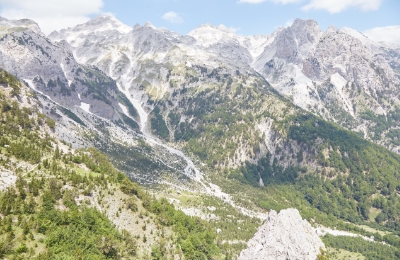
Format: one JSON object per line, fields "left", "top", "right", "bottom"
{"left": 67, "top": 35, "right": 85, "bottom": 48}
{"left": 80, "top": 102, "right": 91, "bottom": 114}
{"left": 118, "top": 102, "right": 129, "bottom": 117}
{"left": 59, "top": 63, "right": 72, "bottom": 87}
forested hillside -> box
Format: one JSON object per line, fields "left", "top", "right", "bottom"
{"left": 0, "top": 69, "right": 222, "bottom": 259}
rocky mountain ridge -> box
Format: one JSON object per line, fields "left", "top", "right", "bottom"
{"left": 4, "top": 14, "right": 400, "bottom": 192}
{"left": 0, "top": 16, "right": 216, "bottom": 191}
{"left": 0, "top": 16, "right": 131, "bottom": 128}
{"left": 49, "top": 15, "right": 400, "bottom": 154}
{"left": 3, "top": 14, "right": 400, "bottom": 196}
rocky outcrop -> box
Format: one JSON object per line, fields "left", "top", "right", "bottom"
{"left": 0, "top": 170, "right": 17, "bottom": 191}
{"left": 239, "top": 208, "right": 324, "bottom": 260}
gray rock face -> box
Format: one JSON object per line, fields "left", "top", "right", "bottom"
{"left": 0, "top": 18, "right": 126, "bottom": 123}
{"left": 239, "top": 208, "right": 324, "bottom": 260}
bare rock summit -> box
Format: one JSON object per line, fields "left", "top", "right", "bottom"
{"left": 239, "top": 208, "right": 324, "bottom": 260}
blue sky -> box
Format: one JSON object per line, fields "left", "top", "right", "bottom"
{"left": 103, "top": 0, "right": 400, "bottom": 36}
{"left": 0, "top": 0, "right": 399, "bottom": 44}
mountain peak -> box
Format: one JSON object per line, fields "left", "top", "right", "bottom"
{"left": 144, "top": 21, "right": 155, "bottom": 28}
{"left": 326, "top": 25, "right": 338, "bottom": 33}
{"left": 194, "top": 23, "right": 237, "bottom": 34}
{"left": 0, "top": 16, "right": 43, "bottom": 36}
{"left": 48, "top": 14, "right": 132, "bottom": 45}
{"left": 292, "top": 18, "right": 318, "bottom": 27}
{"left": 290, "top": 18, "right": 320, "bottom": 34}
{"left": 71, "top": 14, "right": 132, "bottom": 34}
{"left": 88, "top": 14, "right": 132, "bottom": 33}
{"left": 92, "top": 13, "right": 116, "bottom": 21}
{"left": 188, "top": 23, "right": 239, "bottom": 47}
{"left": 272, "top": 17, "right": 322, "bottom": 60}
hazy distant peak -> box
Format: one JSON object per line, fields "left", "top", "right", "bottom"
{"left": 144, "top": 21, "right": 155, "bottom": 28}
{"left": 192, "top": 23, "right": 237, "bottom": 34}
{"left": 0, "top": 16, "right": 43, "bottom": 36}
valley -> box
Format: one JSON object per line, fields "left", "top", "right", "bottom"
{"left": 0, "top": 13, "right": 400, "bottom": 259}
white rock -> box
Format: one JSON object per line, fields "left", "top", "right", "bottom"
{"left": 0, "top": 170, "right": 17, "bottom": 191}
{"left": 239, "top": 208, "right": 325, "bottom": 260}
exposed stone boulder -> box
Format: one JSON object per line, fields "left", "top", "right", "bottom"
{"left": 0, "top": 170, "right": 17, "bottom": 191}
{"left": 239, "top": 208, "right": 325, "bottom": 260}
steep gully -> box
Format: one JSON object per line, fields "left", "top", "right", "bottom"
{"left": 116, "top": 68, "right": 268, "bottom": 220}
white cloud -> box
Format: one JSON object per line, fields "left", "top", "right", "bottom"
{"left": 161, "top": 11, "right": 183, "bottom": 24}
{"left": 0, "top": 0, "right": 103, "bottom": 34}
{"left": 239, "top": 0, "right": 383, "bottom": 13}
{"left": 302, "top": 0, "right": 382, "bottom": 13}
{"left": 363, "top": 25, "right": 400, "bottom": 46}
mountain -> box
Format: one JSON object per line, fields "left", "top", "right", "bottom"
{"left": 2, "top": 14, "right": 400, "bottom": 258}
{"left": 0, "top": 16, "right": 209, "bottom": 189}
{"left": 49, "top": 15, "right": 400, "bottom": 153}
{"left": 257, "top": 19, "right": 400, "bottom": 151}
{"left": 0, "top": 69, "right": 222, "bottom": 259}
{"left": 0, "top": 16, "right": 124, "bottom": 121}
{"left": 46, "top": 15, "right": 400, "bottom": 184}
{"left": 0, "top": 15, "right": 136, "bottom": 151}
{"left": 0, "top": 18, "right": 267, "bottom": 257}
{"left": 48, "top": 15, "right": 400, "bottom": 258}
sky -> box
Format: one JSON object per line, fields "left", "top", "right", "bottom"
{"left": 0, "top": 0, "right": 399, "bottom": 45}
